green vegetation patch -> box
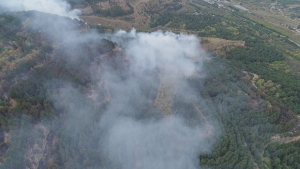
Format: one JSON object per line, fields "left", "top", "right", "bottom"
{"left": 265, "top": 141, "right": 300, "bottom": 169}
{"left": 94, "top": 3, "right": 134, "bottom": 17}
{"left": 198, "top": 58, "right": 284, "bottom": 169}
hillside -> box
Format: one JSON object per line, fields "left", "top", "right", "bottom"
{"left": 0, "top": 0, "right": 300, "bottom": 169}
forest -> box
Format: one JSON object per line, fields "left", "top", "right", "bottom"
{"left": 149, "top": 10, "right": 300, "bottom": 115}
{"left": 93, "top": 3, "right": 134, "bottom": 17}
{"left": 0, "top": 0, "right": 300, "bottom": 168}
{"left": 149, "top": 4, "right": 300, "bottom": 169}
{"left": 264, "top": 140, "right": 300, "bottom": 168}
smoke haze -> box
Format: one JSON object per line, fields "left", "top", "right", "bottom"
{"left": 0, "top": 0, "right": 81, "bottom": 19}
{"left": 0, "top": 1, "right": 219, "bottom": 168}
{"left": 96, "top": 30, "right": 215, "bottom": 169}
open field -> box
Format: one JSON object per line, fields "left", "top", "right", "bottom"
{"left": 81, "top": 15, "right": 133, "bottom": 30}
{"left": 242, "top": 12, "right": 300, "bottom": 44}
{"left": 199, "top": 37, "right": 245, "bottom": 55}
{"left": 228, "top": 0, "right": 300, "bottom": 44}
{"left": 232, "top": 0, "right": 300, "bottom": 27}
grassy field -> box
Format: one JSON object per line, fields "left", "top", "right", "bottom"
{"left": 228, "top": 0, "right": 300, "bottom": 44}
{"left": 243, "top": 12, "right": 300, "bottom": 44}
{"left": 81, "top": 15, "right": 133, "bottom": 30}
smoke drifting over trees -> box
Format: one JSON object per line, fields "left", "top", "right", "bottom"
{"left": 0, "top": 0, "right": 81, "bottom": 19}
{"left": 0, "top": 0, "right": 220, "bottom": 168}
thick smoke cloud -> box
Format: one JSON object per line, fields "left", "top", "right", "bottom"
{"left": 0, "top": 1, "right": 219, "bottom": 168}
{"left": 95, "top": 30, "right": 215, "bottom": 169}
{"left": 105, "top": 29, "right": 205, "bottom": 76}
{"left": 49, "top": 30, "right": 216, "bottom": 169}
{"left": 0, "top": 0, "right": 81, "bottom": 19}
{"left": 103, "top": 117, "right": 206, "bottom": 169}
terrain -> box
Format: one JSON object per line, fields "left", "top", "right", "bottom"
{"left": 0, "top": 0, "right": 300, "bottom": 169}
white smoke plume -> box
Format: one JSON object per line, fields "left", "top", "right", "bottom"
{"left": 0, "top": 0, "right": 81, "bottom": 19}
{"left": 103, "top": 117, "right": 207, "bottom": 169}
{"left": 105, "top": 29, "right": 205, "bottom": 76}
{"left": 0, "top": 0, "right": 220, "bottom": 168}
{"left": 94, "top": 30, "right": 216, "bottom": 169}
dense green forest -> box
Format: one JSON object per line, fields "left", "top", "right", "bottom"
{"left": 264, "top": 141, "right": 300, "bottom": 168}
{"left": 197, "top": 58, "right": 287, "bottom": 169}
{"left": 227, "top": 46, "right": 300, "bottom": 114}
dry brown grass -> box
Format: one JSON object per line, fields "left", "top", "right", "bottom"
{"left": 81, "top": 15, "right": 133, "bottom": 30}
{"left": 78, "top": 6, "right": 93, "bottom": 14}
{"left": 154, "top": 68, "right": 178, "bottom": 116}
{"left": 199, "top": 37, "right": 245, "bottom": 55}
{"left": 97, "top": 1, "right": 111, "bottom": 10}
{"left": 80, "top": 0, "right": 182, "bottom": 30}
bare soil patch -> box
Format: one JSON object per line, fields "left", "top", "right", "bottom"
{"left": 271, "top": 134, "right": 300, "bottom": 144}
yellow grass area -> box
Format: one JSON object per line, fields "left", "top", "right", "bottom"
{"left": 81, "top": 16, "right": 134, "bottom": 30}
{"left": 9, "top": 99, "right": 17, "bottom": 108}
{"left": 199, "top": 37, "right": 245, "bottom": 55}
{"left": 154, "top": 68, "right": 178, "bottom": 116}
{"left": 154, "top": 85, "right": 174, "bottom": 116}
